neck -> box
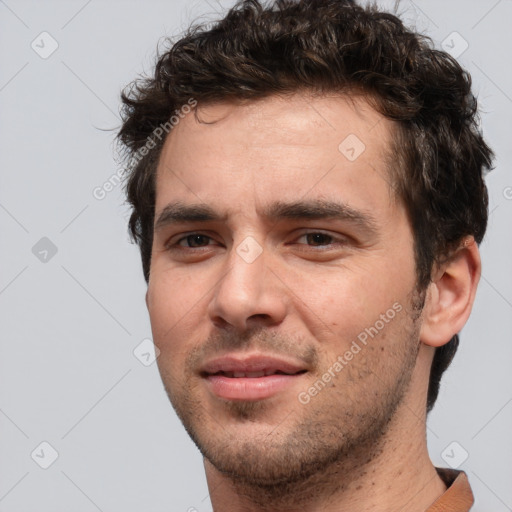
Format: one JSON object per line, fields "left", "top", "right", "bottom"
{"left": 204, "top": 348, "right": 446, "bottom": 512}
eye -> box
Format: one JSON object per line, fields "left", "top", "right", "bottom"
{"left": 295, "top": 231, "right": 344, "bottom": 248}
{"left": 298, "top": 232, "right": 335, "bottom": 246}
{"left": 176, "top": 233, "right": 215, "bottom": 248}
{"left": 162, "top": 232, "right": 222, "bottom": 262}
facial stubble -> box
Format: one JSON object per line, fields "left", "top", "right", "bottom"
{"left": 158, "top": 299, "right": 423, "bottom": 506}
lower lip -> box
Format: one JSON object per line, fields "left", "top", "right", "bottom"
{"left": 205, "top": 374, "right": 304, "bottom": 401}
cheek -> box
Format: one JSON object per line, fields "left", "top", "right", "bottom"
{"left": 147, "top": 270, "right": 205, "bottom": 351}
{"left": 284, "top": 258, "right": 414, "bottom": 345}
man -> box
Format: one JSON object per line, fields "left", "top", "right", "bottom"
{"left": 117, "top": 0, "right": 493, "bottom": 510}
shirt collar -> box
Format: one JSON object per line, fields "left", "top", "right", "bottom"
{"left": 426, "top": 467, "right": 474, "bottom": 512}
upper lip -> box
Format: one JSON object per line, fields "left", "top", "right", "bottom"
{"left": 200, "top": 354, "right": 308, "bottom": 376}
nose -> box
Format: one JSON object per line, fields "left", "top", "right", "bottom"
{"left": 207, "top": 240, "right": 288, "bottom": 331}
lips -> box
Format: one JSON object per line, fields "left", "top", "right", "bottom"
{"left": 201, "top": 354, "right": 307, "bottom": 401}
{"left": 215, "top": 370, "right": 293, "bottom": 378}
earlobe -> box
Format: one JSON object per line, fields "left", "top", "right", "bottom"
{"left": 420, "top": 237, "right": 481, "bottom": 348}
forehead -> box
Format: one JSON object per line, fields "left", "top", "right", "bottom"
{"left": 154, "top": 92, "right": 396, "bottom": 215}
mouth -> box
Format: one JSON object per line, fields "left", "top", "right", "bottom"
{"left": 200, "top": 354, "right": 308, "bottom": 401}
{"left": 209, "top": 369, "right": 305, "bottom": 378}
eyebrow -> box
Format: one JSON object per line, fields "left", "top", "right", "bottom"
{"left": 154, "top": 199, "right": 379, "bottom": 236}
{"left": 155, "top": 202, "right": 227, "bottom": 230}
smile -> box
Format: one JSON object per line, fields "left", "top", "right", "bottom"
{"left": 201, "top": 354, "right": 308, "bottom": 401}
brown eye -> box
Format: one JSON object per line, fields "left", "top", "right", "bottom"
{"left": 179, "top": 234, "right": 212, "bottom": 247}
{"left": 305, "top": 233, "right": 334, "bottom": 246}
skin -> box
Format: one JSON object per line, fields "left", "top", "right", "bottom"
{"left": 146, "top": 92, "right": 481, "bottom": 511}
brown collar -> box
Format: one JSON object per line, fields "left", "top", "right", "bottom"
{"left": 426, "top": 467, "right": 474, "bottom": 511}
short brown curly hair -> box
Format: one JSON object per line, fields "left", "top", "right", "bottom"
{"left": 117, "top": 0, "right": 493, "bottom": 412}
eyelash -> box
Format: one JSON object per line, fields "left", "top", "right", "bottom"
{"left": 166, "top": 231, "right": 346, "bottom": 251}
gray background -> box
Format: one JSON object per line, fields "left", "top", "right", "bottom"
{"left": 0, "top": 0, "right": 511, "bottom": 511}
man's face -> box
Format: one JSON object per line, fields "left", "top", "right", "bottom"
{"left": 147, "top": 93, "right": 424, "bottom": 487}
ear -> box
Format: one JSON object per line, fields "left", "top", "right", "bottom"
{"left": 420, "top": 237, "right": 481, "bottom": 347}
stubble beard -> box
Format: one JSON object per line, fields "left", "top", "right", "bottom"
{"left": 159, "top": 296, "right": 424, "bottom": 506}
